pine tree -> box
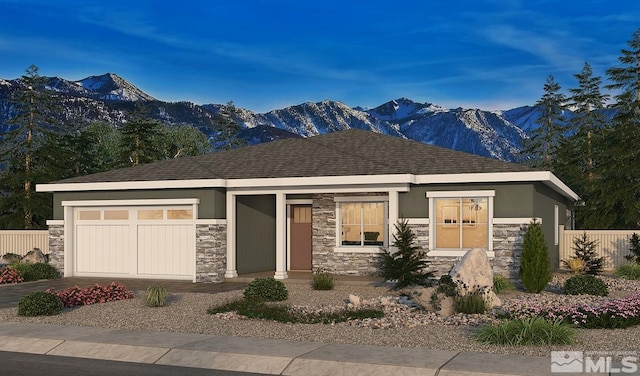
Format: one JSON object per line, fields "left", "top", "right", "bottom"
{"left": 585, "top": 27, "right": 640, "bottom": 229}
{"left": 381, "top": 219, "right": 433, "bottom": 289}
{"left": 571, "top": 232, "right": 603, "bottom": 275}
{"left": 555, "top": 62, "right": 610, "bottom": 228}
{"left": 0, "top": 65, "right": 61, "bottom": 229}
{"left": 625, "top": 233, "right": 640, "bottom": 264}
{"left": 519, "top": 219, "right": 552, "bottom": 293}
{"left": 522, "top": 76, "right": 568, "bottom": 170}
{"left": 118, "top": 105, "right": 166, "bottom": 166}
{"left": 210, "top": 101, "right": 247, "bottom": 151}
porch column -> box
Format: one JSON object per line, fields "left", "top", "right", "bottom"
{"left": 225, "top": 192, "right": 238, "bottom": 278}
{"left": 388, "top": 190, "right": 399, "bottom": 250}
{"left": 274, "top": 192, "right": 288, "bottom": 279}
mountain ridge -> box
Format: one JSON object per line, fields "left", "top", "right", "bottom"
{"left": 1, "top": 72, "right": 538, "bottom": 161}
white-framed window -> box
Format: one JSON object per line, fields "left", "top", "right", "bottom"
{"left": 335, "top": 196, "right": 388, "bottom": 248}
{"left": 427, "top": 191, "right": 494, "bottom": 254}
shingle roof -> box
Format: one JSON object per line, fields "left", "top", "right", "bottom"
{"left": 55, "top": 129, "right": 536, "bottom": 183}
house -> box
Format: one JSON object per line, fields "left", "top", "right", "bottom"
{"left": 37, "top": 129, "right": 579, "bottom": 282}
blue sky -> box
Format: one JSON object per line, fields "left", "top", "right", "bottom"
{"left": 0, "top": 0, "right": 638, "bottom": 113}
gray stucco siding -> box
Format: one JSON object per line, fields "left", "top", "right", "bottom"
{"left": 398, "top": 183, "right": 535, "bottom": 218}
{"left": 533, "top": 183, "right": 571, "bottom": 269}
{"left": 236, "top": 195, "right": 276, "bottom": 274}
{"left": 52, "top": 188, "right": 226, "bottom": 220}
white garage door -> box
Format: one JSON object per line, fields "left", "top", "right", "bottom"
{"left": 74, "top": 206, "right": 195, "bottom": 280}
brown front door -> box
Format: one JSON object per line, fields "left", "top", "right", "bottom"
{"left": 290, "top": 205, "right": 312, "bottom": 270}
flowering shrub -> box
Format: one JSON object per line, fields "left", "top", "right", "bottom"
{"left": 0, "top": 267, "right": 24, "bottom": 284}
{"left": 507, "top": 292, "right": 640, "bottom": 329}
{"left": 47, "top": 282, "right": 134, "bottom": 308}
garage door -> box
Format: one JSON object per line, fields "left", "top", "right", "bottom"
{"left": 74, "top": 206, "right": 195, "bottom": 280}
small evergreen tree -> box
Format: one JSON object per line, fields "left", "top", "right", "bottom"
{"left": 520, "top": 219, "right": 552, "bottom": 293}
{"left": 625, "top": 233, "right": 640, "bottom": 264}
{"left": 210, "top": 101, "right": 247, "bottom": 151}
{"left": 381, "top": 219, "right": 432, "bottom": 289}
{"left": 571, "top": 232, "right": 604, "bottom": 275}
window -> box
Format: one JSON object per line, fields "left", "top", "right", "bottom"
{"left": 77, "top": 210, "right": 100, "bottom": 220}
{"left": 428, "top": 191, "right": 494, "bottom": 252}
{"left": 338, "top": 201, "right": 386, "bottom": 246}
{"left": 104, "top": 210, "right": 129, "bottom": 220}
{"left": 138, "top": 210, "right": 164, "bottom": 220}
{"left": 167, "top": 209, "right": 193, "bottom": 220}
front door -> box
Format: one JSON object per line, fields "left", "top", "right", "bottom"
{"left": 290, "top": 205, "right": 312, "bottom": 270}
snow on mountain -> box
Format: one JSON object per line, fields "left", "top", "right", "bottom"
{"left": 0, "top": 72, "right": 556, "bottom": 162}
{"left": 76, "top": 73, "right": 155, "bottom": 102}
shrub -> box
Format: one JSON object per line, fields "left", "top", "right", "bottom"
{"left": 243, "top": 278, "right": 288, "bottom": 303}
{"left": 310, "top": 269, "right": 334, "bottom": 290}
{"left": 570, "top": 232, "right": 604, "bottom": 275}
{"left": 519, "top": 219, "right": 552, "bottom": 293}
{"left": 9, "top": 262, "right": 59, "bottom": 282}
{"left": 48, "top": 282, "right": 134, "bottom": 307}
{"left": 380, "top": 219, "right": 433, "bottom": 289}
{"left": 476, "top": 317, "right": 575, "bottom": 345}
{"left": 0, "top": 267, "right": 24, "bottom": 284}
{"left": 207, "top": 299, "right": 384, "bottom": 324}
{"left": 492, "top": 275, "right": 514, "bottom": 294}
{"left": 615, "top": 263, "right": 640, "bottom": 280}
{"left": 455, "top": 290, "right": 487, "bottom": 314}
{"left": 564, "top": 274, "right": 608, "bottom": 296}
{"left": 507, "top": 292, "right": 640, "bottom": 329}
{"left": 145, "top": 285, "right": 169, "bottom": 307}
{"left": 626, "top": 233, "right": 640, "bottom": 264}
{"left": 18, "top": 291, "right": 64, "bottom": 317}
{"left": 562, "top": 257, "right": 586, "bottom": 275}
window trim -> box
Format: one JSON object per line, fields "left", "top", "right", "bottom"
{"left": 335, "top": 196, "right": 389, "bottom": 251}
{"left": 427, "top": 191, "right": 494, "bottom": 256}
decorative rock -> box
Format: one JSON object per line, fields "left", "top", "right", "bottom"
{"left": 348, "top": 294, "right": 361, "bottom": 306}
{"left": 409, "top": 287, "right": 436, "bottom": 310}
{"left": 20, "top": 248, "right": 47, "bottom": 264}
{"left": 0, "top": 253, "right": 22, "bottom": 265}
{"left": 449, "top": 248, "right": 501, "bottom": 308}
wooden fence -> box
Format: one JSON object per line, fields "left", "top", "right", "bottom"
{"left": 0, "top": 230, "right": 49, "bottom": 256}
{"left": 559, "top": 228, "right": 637, "bottom": 269}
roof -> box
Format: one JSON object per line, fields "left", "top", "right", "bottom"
{"left": 52, "top": 129, "right": 537, "bottom": 183}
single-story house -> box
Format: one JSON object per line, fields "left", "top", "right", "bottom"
{"left": 37, "top": 129, "right": 579, "bottom": 282}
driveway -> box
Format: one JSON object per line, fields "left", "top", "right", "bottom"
{"left": 0, "top": 277, "right": 246, "bottom": 309}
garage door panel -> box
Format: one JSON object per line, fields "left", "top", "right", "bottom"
{"left": 76, "top": 224, "right": 130, "bottom": 274}
{"left": 137, "top": 224, "right": 193, "bottom": 276}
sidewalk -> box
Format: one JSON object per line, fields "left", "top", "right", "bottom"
{"left": 0, "top": 321, "right": 563, "bottom": 376}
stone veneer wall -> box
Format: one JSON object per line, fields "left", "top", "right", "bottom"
{"left": 407, "top": 221, "right": 529, "bottom": 279}
{"left": 312, "top": 193, "right": 385, "bottom": 276}
{"left": 48, "top": 225, "right": 64, "bottom": 276}
{"left": 196, "top": 224, "right": 227, "bottom": 283}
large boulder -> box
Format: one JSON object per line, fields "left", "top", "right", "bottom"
{"left": 0, "top": 253, "right": 22, "bottom": 265}
{"left": 20, "top": 248, "right": 47, "bottom": 264}
{"left": 449, "top": 248, "right": 501, "bottom": 308}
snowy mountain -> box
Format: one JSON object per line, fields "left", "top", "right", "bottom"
{"left": 0, "top": 72, "right": 548, "bottom": 161}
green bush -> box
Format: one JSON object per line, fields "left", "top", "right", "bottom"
{"left": 492, "top": 275, "right": 514, "bottom": 294}
{"left": 207, "top": 299, "right": 384, "bottom": 324}
{"left": 615, "top": 263, "right": 640, "bottom": 280}
{"left": 145, "top": 285, "right": 169, "bottom": 307}
{"left": 18, "top": 291, "right": 64, "bottom": 317}
{"left": 626, "top": 233, "right": 640, "bottom": 264}
{"left": 519, "top": 219, "right": 552, "bottom": 293}
{"left": 10, "top": 262, "right": 59, "bottom": 282}
{"left": 244, "top": 277, "right": 288, "bottom": 302}
{"left": 311, "top": 269, "right": 334, "bottom": 290}
{"left": 381, "top": 219, "right": 433, "bottom": 289}
{"left": 455, "top": 291, "right": 487, "bottom": 314}
{"left": 476, "top": 317, "right": 575, "bottom": 345}
{"left": 564, "top": 274, "right": 609, "bottom": 296}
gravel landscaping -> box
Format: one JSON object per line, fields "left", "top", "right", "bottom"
{"left": 1, "top": 273, "right": 639, "bottom": 358}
